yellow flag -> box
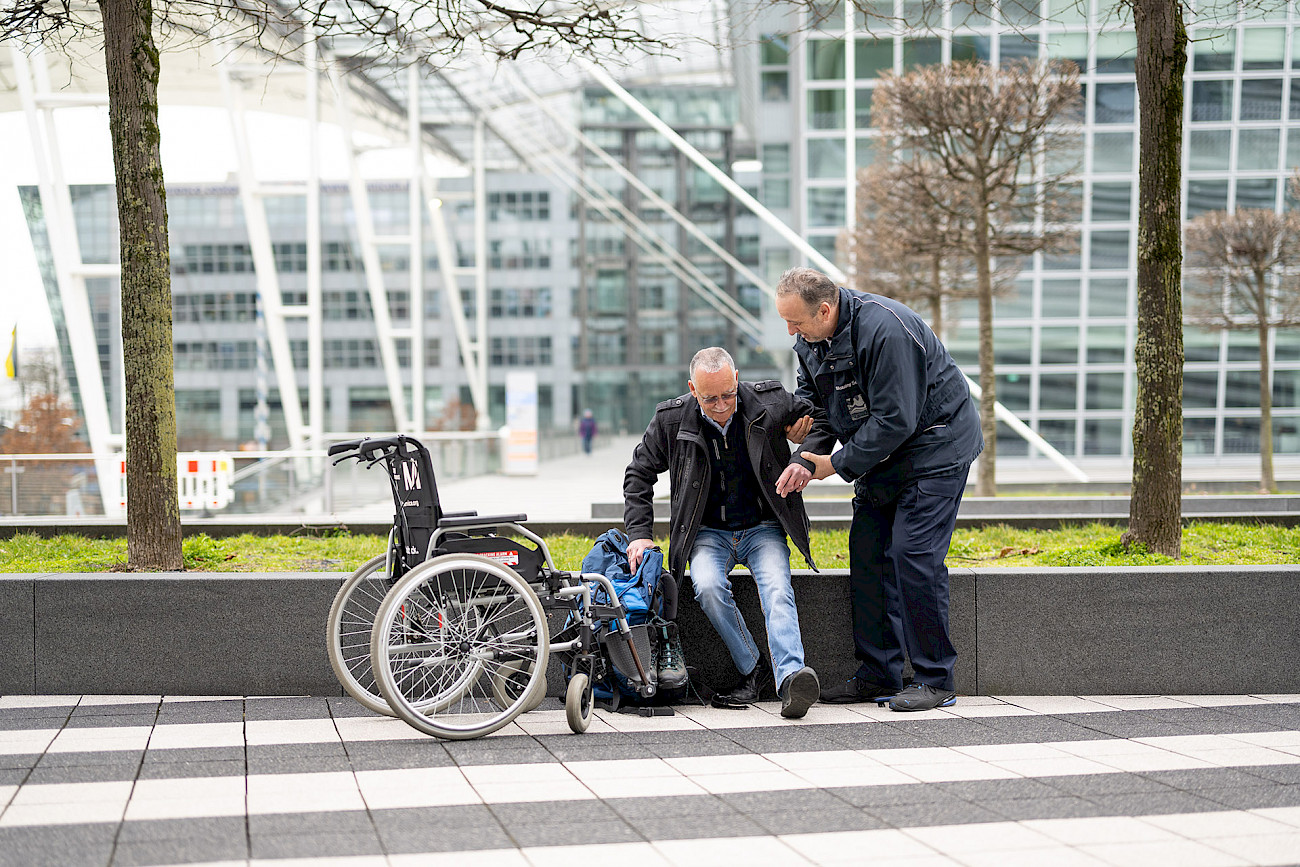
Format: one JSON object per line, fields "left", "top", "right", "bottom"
{"left": 3, "top": 326, "right": 14, "bottom": 379}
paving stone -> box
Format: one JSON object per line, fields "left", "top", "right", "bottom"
{"left": 249, "top": 831, "right": 383, "bottom": 859}
{"left": 117, "top": 817, "right": 247, "bottom": 843}
{"left": 368, "top": 805, "right": 501, "bottom": 832}
{"left": 1140, "top": 767, "right": 1272, "bottom": 790}
{"left": 64, "top": 714, "right": 157, "bottom": 729}
{"left": 141, "top": 747, "right": 244, "bottom": 764}
{"left": 1198, "top": 784, "right": 1300, "bottom": 810}
{"left": 537, "top": 742, "right": 656, "bottom": 762}
{"left": 868, "top": 800, "right": 1005, "bottom": 828}
{"left": 883, "top": 719, "right": 1007, "bottom": 747}
{"left": 25, "top": 764, "right": 137, "bottom": 785}
{"left": 626, "top": 813, "right": 766, "bottom": 841}
{"left": 644, "top": 740, "right": 753, "bottom": 759}
{"left": 0, "top": 825, "right": 116, "bottom": 867}
{"left": 747, "top": 806, "right": 888, "bottom": 835}
{"left": 504, "top": 818, "right": 643, "bottom": 848}
{"left": 1243, "top": 764, "right": 1300, "bottom": 785}
{"left": 35, "top": 750, "right": 144, "bottom": 768}
{"left": 249, "top": 810, "right": 375, "bottom": 836}
{"left": 982, "top": 796, "right": 1114, "bottom": 821}
{"left": 1084, "top": 790, "right": 1228, "bottom": 815}
{"left": 136, "top": 760, "right": 244, "bottom": 780}
{"left": 1044, "top": 773, "right": 1179, "bottom": 797}
{"left": 381, "top": 823, "right": 514, "bottom": 853}
{"left": 604, "top": 794, "right": 737, "bottom": 820}
{"left": 0, "top": 716, "right": 68, "bottom": 731}
{"left": 70, "top": 703, "right": 159, "bottom": 719}
{"left": 830, "top": 785, "right": 968, "bottom": 808}
{"left": 244, "top": 698, "right": 333, "bottom": 720}
{"left": 248, "top": 754, "right": 353, "bottom": 775}
{"left": 932, "top": 777, "right": 1064, "bottom": 801}
{"left": 111, "top": 835, "right": 248, "bottom": 866}
{"left": 493, "top": 799, "right": 621, "bottom": 825}
{"left": 245, "top": 741, "right": 347, "bottom": 760}
{"left": 718, "top": 787, "right": 848, "bottom": 814}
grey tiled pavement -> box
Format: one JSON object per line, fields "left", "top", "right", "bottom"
{"left": 3, "top": 694, "right": 1300, "bottom": 865}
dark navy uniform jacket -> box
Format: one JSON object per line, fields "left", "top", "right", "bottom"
{"left": 792, "top": 287, "right": 984, "bottom": 507}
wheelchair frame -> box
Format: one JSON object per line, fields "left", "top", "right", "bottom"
{"left": 325, "top": 434, "right": 655, "bottom": 739}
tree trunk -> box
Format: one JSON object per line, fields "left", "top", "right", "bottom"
{"left": 930, "top": 254, "right": 944, "bottom": 339}
{"left": 1259, "top": 318, "right": 1275, "bottom": 493}
{"left": 973, "top": 206, "right": 997, "bottom": 497}
{"left": 100, "top": 0, "right": 183, "bottom": 569}
{"left": 1124, "top": 0, "right": 1186, "bottom": 557}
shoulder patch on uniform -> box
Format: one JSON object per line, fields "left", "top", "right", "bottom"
{"left": 752, "top": 380, "right": 782, "bottom": 392}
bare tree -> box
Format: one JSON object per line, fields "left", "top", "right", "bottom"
{"left": 1122, "top": 0, "right": 1187, "bottom": 557}
{"left": 3, "top": 0, "right": 665, "bottom": 569}
{"left": 870, "top": 59, "right": 1081, "bottom": 497}
{"left": 1184, "top": 209, "right": 1300, "bottom": 493}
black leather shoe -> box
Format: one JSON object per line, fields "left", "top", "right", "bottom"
{"left": 889, "top": 683, "right": 956, "bottom": 712}
{"left": 819, "top": 674, "right": 899, "bottom": 705}
{"left": 711, "top": 664, "right": 772, "bottom": 708}
{"left": 779, "top": 667, "right": 820, "bottom": 719}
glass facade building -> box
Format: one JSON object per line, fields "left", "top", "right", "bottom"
{"left": 743, "top": 0, "right": 1300, "bottom": 461}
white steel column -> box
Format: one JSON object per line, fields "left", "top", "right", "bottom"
{"left": 408, "top": 62, "right": 426, "bottom": 432}
{"left": 328, "top": 61, "right": 411, "bottom": 432}
{"left": 11, "top": 43, "right": 120, "bottom": 515}
{"left": 842, "top": 0, "right": 856, "bottom": 282}
{"left": 472, "top": 117, "right": 490, "bottom": 431}
{"left": 305, "top": 35, "right": 325, "bottom": 448}
{"left": 221, "top": 64, "right": 309, "bottom": 449}
{"left": 423, "top": 179, "right": 487, "bottom": 419}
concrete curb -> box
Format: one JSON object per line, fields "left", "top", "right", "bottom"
{"left": 2, "top": 565, "right": 1295, "bottom": 696}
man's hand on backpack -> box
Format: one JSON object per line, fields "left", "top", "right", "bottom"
{"left": 627, "top": 538, "right": 656, "bottom": 572}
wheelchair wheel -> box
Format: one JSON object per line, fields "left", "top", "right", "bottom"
{"left": 371, "top": 553, "right": 549, "bottom": 740}
{"left": 565, "top": 672, "right": 593, "bottom": 733}
{"left": 326, "top": 553, "right": 397, "bottom": 716}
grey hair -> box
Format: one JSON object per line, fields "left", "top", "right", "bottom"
{"left": 689, "top": 347, "right": 736, "bottom": 380}
{"left": 776, "top": 267, "right": 839, "bottom": 312}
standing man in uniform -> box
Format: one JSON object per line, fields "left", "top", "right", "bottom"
{"left": 773, "top": 268, "right": 983, "bottom": 712}
{"left": 624, "top": 347, "right": 822, "bottom": 719}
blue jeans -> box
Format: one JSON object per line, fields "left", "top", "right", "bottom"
{"left": 689, "top": 521, "right": 806, "bottom": 690}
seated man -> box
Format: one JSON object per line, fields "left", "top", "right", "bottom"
{"left": 623, "top": 347, "right": 821, "bottom": 719}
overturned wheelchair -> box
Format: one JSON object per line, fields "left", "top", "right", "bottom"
{"left": 325, "top": 435, "right": 659, "bottom": 739}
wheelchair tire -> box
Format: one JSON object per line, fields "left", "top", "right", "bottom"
{"left": 565, "top": 672, "right": 593, "bottom": 734}
{"left": 371, "top": 553, "right": 549, "bottom": 740}
{"left": 326, "top": 553, "right": 397, "bottom": 716}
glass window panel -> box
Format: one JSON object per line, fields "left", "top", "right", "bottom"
{"left": 1092, "top": 132, "right": 1134, "bottom": 172}
{"left": 809, "top": 89, "right": 845, "bottom": 129}
{"left": 1002, "top": 0, "right": 1042, "bottom": 26}
{"left": 994, "top": 326, "right": 1033, "bottom": 364}
{"left": 1040, "top": 326, "right": 1081, "bottom": 362}
{"left": 1183, "top": 417, "right": 1218, "bottom": 454}
{"left": 1227, "top": 330, "right": 1261, "bottom": 361}
{"left": 1276, "top": 330, "right": 1300, "bottom": 360}
{"left": 953, "top": 0, "right": 993, "bottom": 25}
{"left": 1095, "top": 83, "right": 1136, "bottom": 123}
{"left": 1238, "top": 128, "right": 1280, "bottom": 170}
{"left": 1000, "top": 32, "right": 1041, "bottom": 63}
{"left": 807, "top": 188, "right": 847, "bottom": 226}
{"left": 1189, "top": 129, "right": 1232, "bottom": 171}
{"left": 1223, "top": 416, "right": 1261, "bottom": 453}
{"left": 1096, "top": 31, "right": 1137, "bottom": 73}
{"left": 810, "top": 233, "right": 839, "bottom": 261}
{"left": 856, "top": 88, "right": 876, "bottom": 128}
{"left": 1241, "top": 78, "right": 1284, "bottom": 120}
{"left": 1243, "top": 27, "right": 1285, "bottom": 69}
{"left": 948, "top": 324, "right": 979, "bottom": 367}
{"left": 997, "top": 421, "right": 1031, "bottom": 457}
{"left": 1088, "top": 278, "right": 1129, "bottom": 316}
{"left": 1090, "top": 182, "right": 1132, "bottom": 221}
{"left": 1224, "top": 370, "right": 1262, "bottom": 406}
{"left": 856, "top": 137, "right": 877, "bottom": 168}
{"left": 1244, "top": 0, "right": 1289, "bottom": 21}
{"left": 1046, "top": 32, "right": 1089, "bottom": 69}
{"left": 1185, "top": 327, "right": 1222, "bottom": 362}
{"left": 1090, "top": 230, "right": 1130, "bottom": 269}
{"left": 762, "top": 178, "right": 791, "bottom": 208}
{"left": 1043, "top": 246, "right": 1081, "bottom": 270}
{"left": 1087, "top": 325, "right": 1128, "bottom": 362}
{"left": 1193, "top": 30, "right": 1236, "bottom": 71}
{"left": 1273, "top": 369, "right": 1300, "bottom": 407}
{"left": 808, "top": 138, "right": 847, "bottom": 178}
{"left": 761, "top": 34, "right": 790, "bottom": 65}
{"left": 1290, "top": 82, "right": 1300, "bottom": 120}
{"left": 903, "top": 37, "right": 942, "bottom": 68}
{"left": 856, "top": 38, "right": 894, "bottom": 78}
{"left": 1037, "top": 419, "right": 1077, "bottom": 454}
{"left": 1039, "top": 373, "right": 1078, "bottom": 409}
{"left": 995, "top": 282, "right": 1034, "bottom": 318}
{"left": 1183, "top": 370, "right": 1220, "bottom": 408}
{"left": 1237, "top": 178, "right": 1278, "bottom": 209}
{"left": 1276, "top": 416, "right": 1300, "bottom": 453}
{"left": 761, "top": 72, "right": 789, "bottom": 101}
{"left": 1084, "top": 419, "right": 1124, "bottom": 454}
{"left": 1041, "top": 279, "right": 1081, "bottom": 317}
{"left": 809, "top": 39, "right": 846, "bottom": 80}
{"left": 997, "top": 374, "right": 1032, "bottom": 411}
{"left": 762, "top": 143, "right": 790, "bottom": 173}
{"left": 951, "top": 35, "right": 992, "bottom": 64}
{"left": 1086, "top": 372, "right": 1125, "bottom": 409}
{"left": 1188, "top": 179, "right": 1230, "bottom": 216}
{"left": 1045, "top": 0, "right": 1087, "bottom": 24}
{"left": 1192, "top": 80, "right": 1233, "bottom": 122}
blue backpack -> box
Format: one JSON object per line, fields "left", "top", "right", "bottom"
{"left": 581, "top": 528, "right": 664, "bottom": 622}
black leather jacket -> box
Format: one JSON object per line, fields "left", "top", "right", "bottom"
{"left": 624, "top": 380, "right": 819, "bottom": 582}
{"left": 794, "top": 287, "right": 984, "bottom": 507}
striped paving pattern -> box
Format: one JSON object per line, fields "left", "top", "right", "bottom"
{"left": 2, "top": 694, "right": 1300, "bottom": 866}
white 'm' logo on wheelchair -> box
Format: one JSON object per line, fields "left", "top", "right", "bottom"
{"left": 401, "top": 460, "right": 422, "bottom": 490}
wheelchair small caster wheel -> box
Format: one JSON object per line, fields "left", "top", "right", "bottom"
{"left": 566, "top": 672, "right": 593, "bottom": 733}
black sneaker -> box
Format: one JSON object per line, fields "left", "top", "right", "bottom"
{"left": 888, "top": 683, "right": 956, "bottom": 712}
{"left": 819, "top": 674, "right": 899, "bottom": 705}
{"left": 779, "top": 667, "right": 820, "bottom": 719}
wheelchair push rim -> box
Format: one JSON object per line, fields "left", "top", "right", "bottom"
{"left": 370, "top": 553, "right": 550, "bottom": 740}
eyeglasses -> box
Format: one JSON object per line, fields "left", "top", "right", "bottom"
{"left": 698, "top": 389, "right": 738, "bottom": 406}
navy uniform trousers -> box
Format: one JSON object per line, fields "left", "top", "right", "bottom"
{"left": 849, "top": 468, "right": 969, "bottom": 692}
